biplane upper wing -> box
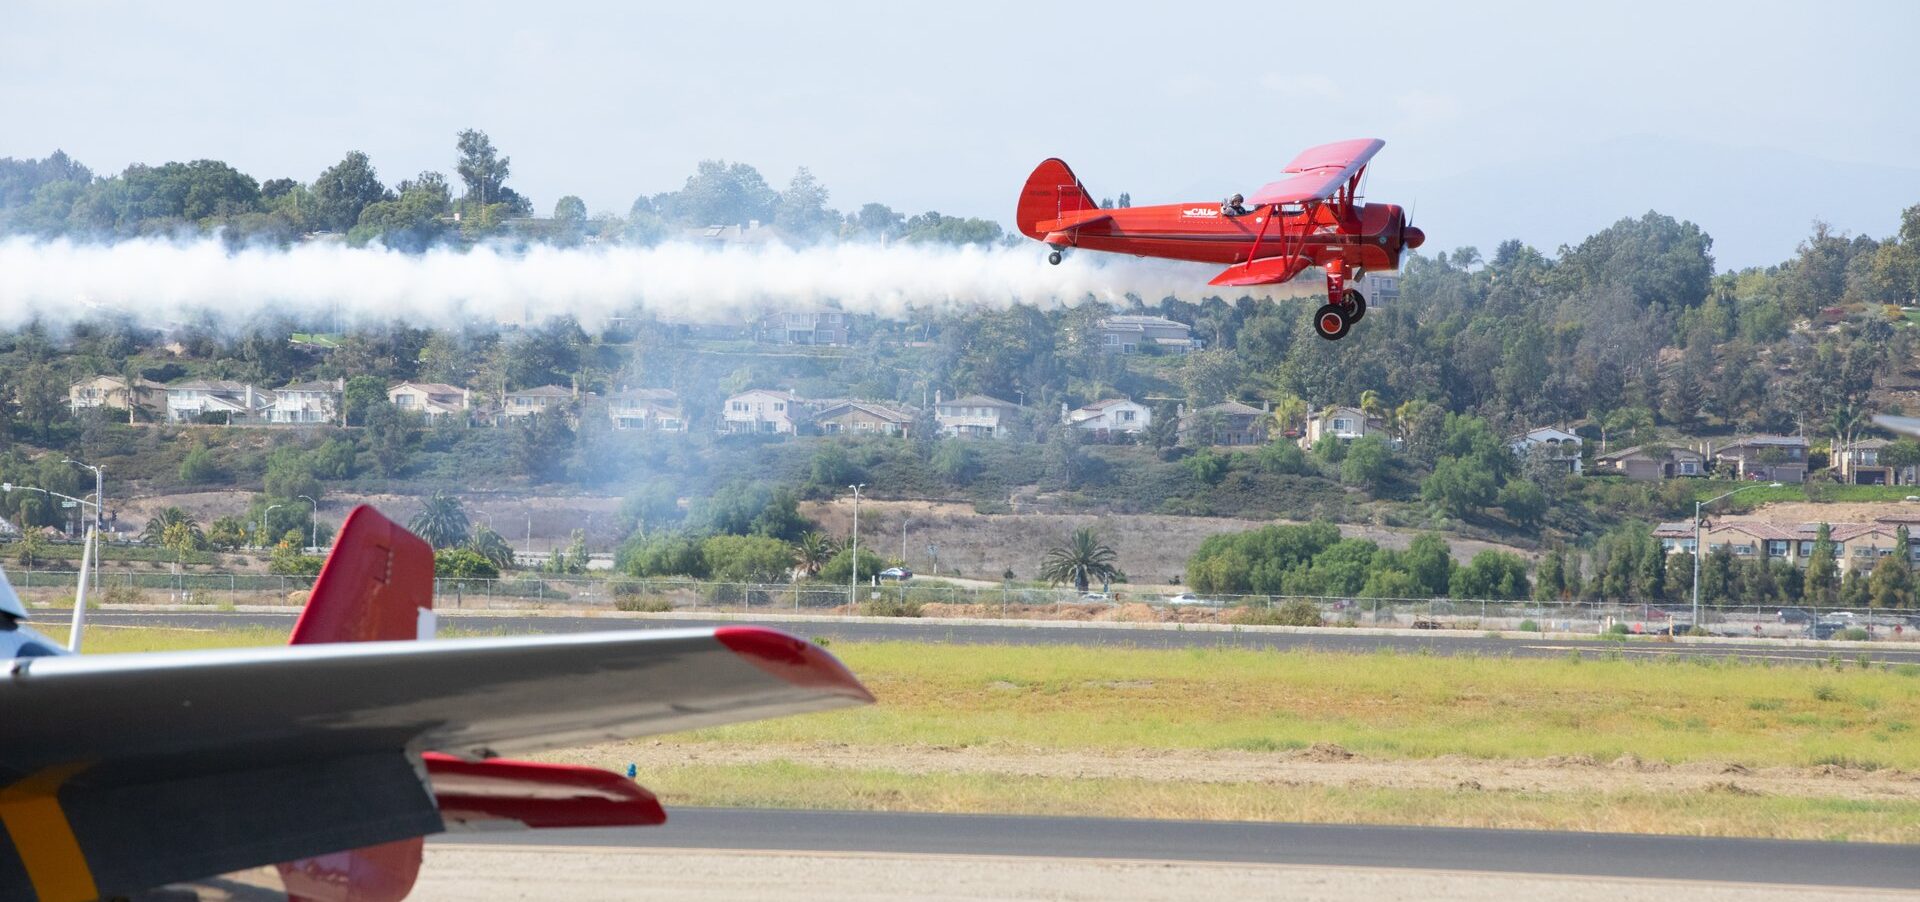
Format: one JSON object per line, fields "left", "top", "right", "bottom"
{"left": 0, "top": 626, "right": 870, "bottom": 901}
{"left": 1246, "top": 138, "right": 1385, "bottom": 206}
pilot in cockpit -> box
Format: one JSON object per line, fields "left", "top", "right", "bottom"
{"left": 1221, "top": 194, "right": 1248, "bottom": 217}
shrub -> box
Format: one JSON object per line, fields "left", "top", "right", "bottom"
{"left": 1517, "top": 619, "right": 1541, "bottom": 632}
{"left": 1275, "top": 598, "right": 1324, "bottom": 626}
{"left": 1606, "top": 621, "right": 1631, "bottom": 635}
{"left": 1841, "top": 627, "right": 1871, "bottom": 641}
{"left": 614, "top": 596, "right": 673, "bottom": 613}
{"left": 861, "top": 595, "right": 923, "bottom": 617}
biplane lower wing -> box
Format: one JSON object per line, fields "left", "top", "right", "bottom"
{"left": 1208, "top": 255, "right": 1313, "bottom": 287}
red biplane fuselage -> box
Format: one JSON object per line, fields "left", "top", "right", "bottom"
{"left": 1016, "top": 138, "right": 1423, "bottom": 340}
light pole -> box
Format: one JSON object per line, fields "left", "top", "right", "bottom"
{"left": 900, "top": 518, "right": 909, "bottom": 568}
{"left": 4, "top": 482, "right": 99, "bottom": 651}
{"left": 1693, "top": 482, "right": 1784, "bottom": 627}
{"left": 261, "top": 504, "right": 285, "bottom": 549}
{"left": 299, "top": 495, "right": 318, "bottom": 551}
{"left": 848, "top": 483, "right": 866, "bottom": 599}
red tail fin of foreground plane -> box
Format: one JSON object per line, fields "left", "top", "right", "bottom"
{"left": 277, "top": 506, "right": 667, "bottom": 902}
{"left": 1016, "top": 158, "right": 1099, "bottom": 240}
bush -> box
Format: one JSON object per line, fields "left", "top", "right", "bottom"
{"left": 434, "top": 547, "right": 500, "bottom": 579}
{"left": 1841, "top": 627, "right": 1871, "bottom": 641}
{"left": 614, "top": 596, "right": 673, "bottom": 613}
{"left": 1606, "top": 621, "right": 1631, "bottom": 635}
{"left": 861, "top": 595, "right": 923, "bottom": 617}
{"left": 1233, "top": 598, "right": 1323, "bottom": 626}
{"left": 1517, "top": 619, "right": 1541, "bottom": 632}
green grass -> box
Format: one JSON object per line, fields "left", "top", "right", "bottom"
{"left": 630, "top": 760, "right": 1920, "bottom": 843}
{"left": 684, "top": 642, "right": 1920, "bottom": 769}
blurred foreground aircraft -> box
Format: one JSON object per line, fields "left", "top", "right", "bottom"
{"left": 0, "top": 506, "right": 872, "bottom": 901}
{"left": 1017, "top": 138, "right": 1424, "bottom": 341}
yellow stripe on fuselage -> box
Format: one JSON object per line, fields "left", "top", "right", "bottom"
{"left": 0, "top": 763, "right": 97, "bottom": 902}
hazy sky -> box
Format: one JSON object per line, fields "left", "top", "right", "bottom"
{"left": 6, "top": 0, "right": 1918, "bottom": 268}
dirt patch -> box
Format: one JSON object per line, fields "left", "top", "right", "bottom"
{"left": 536, "top": 742, "right": 1920, "bottom": 803}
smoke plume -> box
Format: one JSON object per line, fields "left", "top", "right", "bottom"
{"left": 0, "top": 237, "right": 1295, "bottom": 329}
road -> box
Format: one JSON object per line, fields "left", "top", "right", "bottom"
{"left": 75, "top": 608, "right": 1920, "bottom": 665}
{"left": 439, "top": 807, "right": 1920, "bottom": 891}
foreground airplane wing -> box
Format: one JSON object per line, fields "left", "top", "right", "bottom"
{"left": 0, "top": 625, "right": 869, "bottom": 901}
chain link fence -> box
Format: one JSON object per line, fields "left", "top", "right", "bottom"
{"left": 8, "top": 568, "right": 1918, "bottom": 640}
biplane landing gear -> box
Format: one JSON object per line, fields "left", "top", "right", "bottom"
{"left": 1312, "top": 304, "right": 1352, "bottom": 341}
{"left": 1341, "top": 289, "right": 1366, "bottom": 323}
{"left": 1047, "top": 250, "right": 1064, "bottom": 265}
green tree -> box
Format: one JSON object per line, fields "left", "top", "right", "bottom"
{"left": 1804, "top": 523, "right": 1838, "bottom": 606}
{"left": 820, "top": 546, "right": 886, "bottom": 585}
{"left": 652, "top": 159, "right": 775, "bottom": 227}
{"left": 791, "top": 531, "right": 839, "bottom": 578}
{"left": 809, "top": 442, "right": 863, "bottom": 489}
{"left": 465, "top": 526, "right": 516, "bottom": 571}
{"left": 311, "top": 150, "right": 391, "bottom": 232}
{"left": 206, "top": 515, "right": 249, "bottom": 551}
{"left": 455, "top": 129, "right": 530, "bottom": 215}
{"left": 341, "top": 376, "right": 388, "bottom": 426}
{"left": 932, "top": 440, "right": 979, "bottom": 485}
{"left": 178, "top": 446, "right": 222, "bottom": 484}
{"left": 1448, "top": 550, "right": 1531, "bottom": 600}
{"left": 408, "top": 492, "right": 470, "bottom": 548}
{"left": 1184, "top": 448, "right": 1228, "bottom": 485}
{"left": 701, "top": 534, "right": 796, "bottom": 583}
{"left": 1497, "top": 479, "right": 1547, "bottom": 529}
{"left": 435, "top": 547, "right": 500, "bottom": 579}
{"left": 772, "top": 167, "right": 836, "bottom": 242}
{"left": 618, "top": 530, "right": 707, "bottom": 578}
{"left": 1421, "top": 456, "right": 1497, "bottom": 518}
{"left": 553, "top": 195, "right": 588, "bottom": 223}
{"left": 1341, "top": 434, "right": 1391, "bottom": 491}
{"left": 262, "top": 448, "right": 320, "bottom": 502}
{"left": 1869, "top": 526, "right": 1914, "bottom": 609}
{"left": 140, "top": 507, "right": 200, "bottom": 545}
{"left": 1037, "top": 527, "right": 1120, "bottom": 592}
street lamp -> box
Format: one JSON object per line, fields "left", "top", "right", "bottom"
{"left": 3, "top": 482, "right": 99, "bottom": 651}
{"left": 848, "top": 483, "right": 867, "bottom": 598}
{"left": 1693, "top": 482, "right": 1784, "bottom": 627}
{"left": 299, "top": 495, "right": 318, "bottom": 551}
{"left": 261, "top": 504, "right": 285, "bottom": 549}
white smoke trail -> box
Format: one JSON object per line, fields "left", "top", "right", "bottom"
{"left": 0, "top": 237, "right": 1296, "bottom": 329}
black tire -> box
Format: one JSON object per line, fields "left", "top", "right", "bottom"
{"left": 1048, "top": 251, "right": 1063, "bottom": 265}
{"left": 1312, "top": 304, "right": 1350, "bottom": 341}
{"left": 1342, "top": 288, "right": 1367, "bottom": 322}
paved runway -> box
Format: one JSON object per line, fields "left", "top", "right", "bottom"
{"left": 440, "top": 808, "right": 1920, "bottom": 891}
{"left": 77, "top": 608, "right": 1920, "bottom": 665}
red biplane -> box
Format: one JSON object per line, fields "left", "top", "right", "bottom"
{"left": 1016, "top": 138, "right": 1423, "bottom": 340}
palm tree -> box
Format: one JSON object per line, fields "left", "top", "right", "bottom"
{"left": 465, "top": 526, "right": 516, "bottom": 570}
{"left": 140, "top": 507, "right": 201, "bottom": 545}
{"left": 408, "top": 492, "right": 470, "bottom": 549}
{"left": 792, "top": 531, "right": 839, "bottom": 578}
{"left": 1038, "top": 527, "right": 1120, "bottom": 593}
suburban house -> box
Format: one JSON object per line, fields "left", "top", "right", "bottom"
{"left": 165, "top": 380, "right": 272, "bottom": 424}
{"left": 1301, "top": 406, "right": 1377, "bottom": 449}
{"left": 606, "top": 388, "right": 686, "bottom": 433}
{"left": 1509, "top": 427, "right": 1585, "bottom": 474}
{"left": 934, "top": 393, "right": 1021, "bottom": 439}
{"left": 1356, "top": 272, "right": 1400, "bottom": 304}
{"left": 759, "top": 311, "right": 849, "bottom": 347}
{"left": 722, "top": 389, "right": 813, "bottom": 434}
{"left": 1095, "top": 315, "right": 1203, "bottom": 354}
{"left": 1711, "top": 435, "right": 1809, "bottom": 484}
{"left": 388, "top": 381, "right": 471, "bottom": 423}
{"left": 1179, "top": 400, "right": 1270, "bottom": 447}
{"left": 814, "top": 400, "right": 916, "bottom": 436}
{"left": 1593, "top": 444, "right": 1705, "bottom": 480}
{"left": 1658, "top": 519, "right": 1920, "bottom": 576}
{"left": 1832, "top": 438, "right": 1913, "bottom": 485}
{"left": 499, "top": 385, "right": 575, "bottom": 422}
{"left": 682, "top": 220, "right": 780, "bottom": 248}
{"left": 1653, "top": 521, "right": 1698, "bottom": 555}
{"left": 68, "top": 375, "right": 167, "bottom": 419}
{"left": 1063, "top": 398, "right": 1152, "bottom": 436}
{"left": 267, "top": 379, "right": 343, "bottom": 425}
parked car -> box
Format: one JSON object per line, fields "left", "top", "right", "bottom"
{"left": 1777, "top": 607, "right": 1815, "bottom": 624}
{"left": 1080, "top": 592, "right": 1113, "bottom": 602}
{"left": 1166, "top": 593, "right": 1212, "bottom": 606}
{"left": 877, "top": 567, "right": 913, "bottom": 581}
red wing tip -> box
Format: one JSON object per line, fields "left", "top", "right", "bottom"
{"left": 714, "top": 626, "right": 875, "bottom": 703}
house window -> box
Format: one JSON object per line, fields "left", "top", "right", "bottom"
{"left": 774, "top": 402, "right": 786, "bottom": 412}
{"left": 1103, "top": 334, "right": 1119, "bottom": 346}
{"left": 1733, "top": 544, "right": 1755, "bottom": 556}
{"left": 1679, "top": 461, "right": 1697, "bottom": 475}
{"left": 1120, "top": 410, "right": 1135, "bottom": 422}
{"left": 1332, "top": 418, "right": 1351, "bottom": 431}
{"left": 1767, "top": 540, "right": 1788, "bottom": 558}
{"left": 1798, "top": 541, "right": 1815, "bottom": 557}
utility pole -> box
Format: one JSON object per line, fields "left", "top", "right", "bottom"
{"left": 849, "top": 483, "right": 866, "bottom": 600}
{"left": 262, "top": 504, "right": 285, "bottom": 550}
{"left": 66, "top": 459, "right": 104, "bottom": 652}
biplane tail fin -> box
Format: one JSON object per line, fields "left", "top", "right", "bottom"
{"left": 1017, "top": 158, "right": 1100, "bottom": 240}
{"left": 288, "top": 505, "right": 435, "bottom": 646}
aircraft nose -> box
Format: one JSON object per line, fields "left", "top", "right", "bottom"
{"left": 1403, "top": 225, "right": 1425, "bottom": 249}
